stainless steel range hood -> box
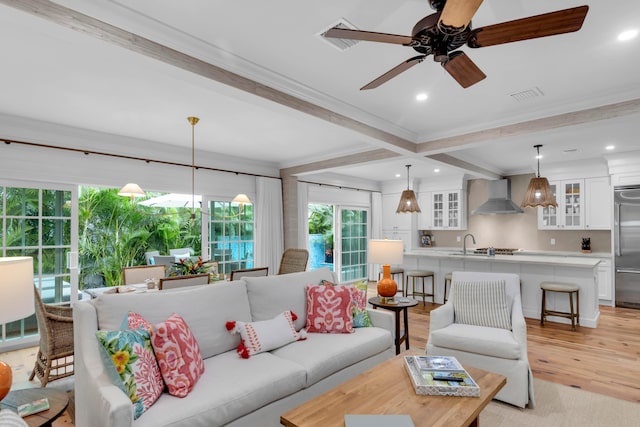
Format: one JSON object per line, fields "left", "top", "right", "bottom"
{"left": 472, "top": 179, "right": 524, "bottom": 215}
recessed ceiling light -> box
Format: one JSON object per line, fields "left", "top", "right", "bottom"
{"left": 416, "top": 93, "right": 428, "bottom": 101}
{"left": 606, "top": 145, "right": 615, "bottom": 150}
{"left": 395, "top": 173, "right": 401, "bottom": 178}
{"left": 434, "top": 168, "right": 440, "bottom": 173}
{"left": 618, "top": 29, "right": 638, "bottom": 41}
{"left": 535, "top": 154, "right": 543, "bottom": 159}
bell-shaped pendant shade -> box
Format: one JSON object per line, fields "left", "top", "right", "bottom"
{"left": 521, "top": 177, "right": 558, "bottom": 208}
{"left": 396, "top": 165, "right": 421, "bottom": 213}
{"left": 396, "top": 190, "right": 421, "bottom": 213}
{"left": 521, "top": 145, "right": 558, "bottom": 208}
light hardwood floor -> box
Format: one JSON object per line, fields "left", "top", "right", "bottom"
{"left": 2, "top": 289, "right": 639, "bottom": 426}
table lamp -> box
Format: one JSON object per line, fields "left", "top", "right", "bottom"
{"left": 368, "top": 240, "right": 403, "bottom": 303}
{"left": 0, "top": 257, "right": 35, "bottom": 401}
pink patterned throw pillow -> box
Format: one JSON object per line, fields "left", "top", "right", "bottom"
{"left": 151, "top": 313, "right": 205, "bottom": 397}
{"left": 306, "top": 284, "right": 354, "bottom": 333}
{"left": 226, "top": 310, "right": 307, "bottom": 358}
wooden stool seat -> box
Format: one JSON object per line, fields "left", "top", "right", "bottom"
{"left": 540, "top": 281, "right": 580, "bottom": 331}
{"left": 443, "top": 272, "right": 453, "bottom": 303}
{"left": 406, "top": 270, "right": 435, "bottom": 306}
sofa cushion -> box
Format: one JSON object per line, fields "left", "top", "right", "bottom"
{"left": 452, "top": 280, "right": 511, "bottom": 330}
{"left": 95, "top": 281, "right": 252, "bottom": 359}
{"left": 226, "top": 310, "right": 307, "bottom": 358}
{"left": 270, "top": 327, "right": 393, "bottom": 386}
{"left": 244, "top": 267, "right": 335, "bottom": 331}
{"left": 151, "top": 313, "right": 205, "bottom": 397}
{"left": 306, "top": 284, "right": 354, "bottom": 333}
{"left": 134, "top": 351, "right": 307, "bottom": 427}
{"left": 95, "top": 328, "right": 164, "bottom": 419}
{"left": 429, "top": 323, "right": 521, "bottom": 360}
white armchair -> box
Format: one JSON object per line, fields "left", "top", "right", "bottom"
{"left": 426, "top": 271, "right": 535, "bottom": 408}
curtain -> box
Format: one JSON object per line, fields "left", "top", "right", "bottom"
{"left": 297, "top": 181, "right": 309, "bottom": 250}
{"left": 369, "top": 191, "right": 383, "bottom": 280}
{"left": 254, "top": 177, "right": 284, "bottom": 274}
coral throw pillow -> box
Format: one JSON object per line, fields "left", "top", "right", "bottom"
{"left": 226, "top": 310, "right": 306, "bottom": 358}
{"left": 318, "top": 280, "right": 371, "bottom": 328}
{"left": 151, "top": 313, "right": 205, "bottom": 397}
{"left": 96, "top": 329, "right": 164, "bottom": 419}
{"left": 306, "top": 284, "right": 354, "bottom": 333}
{"left": 122, "top": 311, "right": 153, "bottom": 333}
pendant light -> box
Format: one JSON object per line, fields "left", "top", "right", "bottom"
{"left": 187, "top": 116, "right": 199, "bottom": 220}
{"left": 396, "top": 164, "right": 421, "bottom": 213}
{"left": 521, "top": 144, "right": 558, "bottom": 208}
{"left": 118, "top": 183, "right": 145, "bottom": 203}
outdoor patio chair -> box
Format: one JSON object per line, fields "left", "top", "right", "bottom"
{"left": 29, "top": 288, "right": 74, "bottom": 387}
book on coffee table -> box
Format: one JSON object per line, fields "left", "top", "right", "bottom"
{"left": 345, "top": 414, "right": 415, "bottom": 427}
{"left": 404, "top": 355, "right": 480, "bottom": 397}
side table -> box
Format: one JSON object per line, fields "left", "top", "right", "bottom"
{"left": 1, "top": 388, "right": 69, "bottom": 427}
{"left": 368, "top": 296, "right": 418, "bottom": 355}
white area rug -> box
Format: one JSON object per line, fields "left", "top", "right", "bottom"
{"left": 482, "top": 378, "right": 640, "bottom": 426}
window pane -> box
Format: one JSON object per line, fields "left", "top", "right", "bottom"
{"left": 6, "top": 187, "right": 39, "bottom": 216}
{"left": 42, "top": 219, "right": 71, "bottom": 246}
{"left": 42, "top": 190, "right": 71, "bottom": 217}
{"left": 42, "top": 248, "right": 69, "bottom": 275}
{"left": 6, "top": 218, "right": 39, "bottom": 247}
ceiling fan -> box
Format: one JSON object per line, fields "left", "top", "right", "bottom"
{"left": 323, "top": 0, "right": 589, "bottom": 89}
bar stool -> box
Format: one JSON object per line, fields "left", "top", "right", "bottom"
{"left": 405, "top": 270, "right": 435, "bottom": 305}
{"left": 378, "top": 267, "right": 405, "bottom": 296}
{"left": 443, "top": 272, "right": 453, "bottom": 303}
{"left": 540, "top": 281, "right": 580, "bottom": 331}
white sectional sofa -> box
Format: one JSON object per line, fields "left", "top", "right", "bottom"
{"left": 74, "top": 268, "right": 395, "bottom": 427}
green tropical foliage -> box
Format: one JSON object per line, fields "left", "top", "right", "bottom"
{"left": 79, "top": 188, "right": 201, "bottom": 288}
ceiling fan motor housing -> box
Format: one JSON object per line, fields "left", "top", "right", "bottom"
{"left": 411, "top": 13, "right": 470, "bottom": 60}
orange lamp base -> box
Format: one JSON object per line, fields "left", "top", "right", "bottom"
{"left": 0, "top": 359, "right": 12, "bottom": 401}
{"left": 377, "top": 264, "right": 398, "bottom": 303}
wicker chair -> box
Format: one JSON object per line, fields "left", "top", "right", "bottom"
{"left": 278, "top": 249, "right": 309, "bottom": 275}
{"left": 29, "top": 289, "right": 74, "bottom": 387}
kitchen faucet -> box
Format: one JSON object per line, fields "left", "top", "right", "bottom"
{"left": 463, "top": 233, "right": 476, "bottom": 255}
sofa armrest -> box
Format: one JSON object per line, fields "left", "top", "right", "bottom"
{"left": 429, "top": 302, "right": 455, "bottom": 333}
{"left": 510, "top": 295, "right": 528, "bottom": 350}
{"left": 366, "top": 308, "right": 394, "bottom": 338}
{"left": 73, "top": 300, "right": 133, "bottom": 427}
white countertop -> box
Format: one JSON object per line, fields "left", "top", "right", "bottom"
{"left": 404, "top": 248, "right": 602, "bottom": 268}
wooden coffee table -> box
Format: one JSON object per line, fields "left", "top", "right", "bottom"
{"left": 1, "top": 388, "right": 69, "bottom": 427}
{"left": 280, "top": 351, "right": 506, "bottom": 427}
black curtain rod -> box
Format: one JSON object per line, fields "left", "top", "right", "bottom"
{"left": 298, "top": 179, "right": 380, "bottom": 193}
{"left": 2, "top": 138, "right": 280, "bottom": 180}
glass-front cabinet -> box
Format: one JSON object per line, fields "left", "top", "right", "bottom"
{"left": 538, "top": 180, "right": 583, "bottom": 229}
{"left": 430, "top": 190, "right": 465, "bottom": 230}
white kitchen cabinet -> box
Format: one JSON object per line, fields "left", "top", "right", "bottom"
{"left": 382, "top": 193, "right": 412, "bottom": 231}
{"left": 431, "top": 190, "right": 467, "bottom": 230}
{"left": 417, "top": 191, "right": 433, "bottom": 230}
{"left": 597, "top": 258, "right": 613, "bottom": 302}
{"left": 538, "top": 180, "right": 584, "bottom": 229}
{"left": 380, "top": 228, "right": 411, "bottom": 252}
{"left": 584, "top": 176, "right": 612, "bottom": 230}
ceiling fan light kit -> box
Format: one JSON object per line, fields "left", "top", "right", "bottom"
{"left": 324, "top": 2, "right": 588, "bottom": 90}
{"left": 521, "top": 145, "right": 558, "bottom": 208}
{"left": 396, "top": 165, "right": 421, "bottom": 214}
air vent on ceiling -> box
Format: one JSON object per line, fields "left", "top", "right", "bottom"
{"left": 320, "top": 18, "right": 361, "bottom": 51}
{"left": 509, "top": 87, "right": 545, "bottom": 103}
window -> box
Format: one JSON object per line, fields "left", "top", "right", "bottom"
{"left": 207, "top": 200, "right": 254, "bottom": 275}
{"left": 1, "top": 184, "right": 77, "bottom": 347}
{"left": 340, "top": 208, "right": 368, "bottom": 282}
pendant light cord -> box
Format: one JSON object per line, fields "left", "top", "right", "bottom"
{"left": 187, "top": 116, "right": 200, "bottom": 220}
{"left": 535, "top": 144, "right": 542, "bottom": 178}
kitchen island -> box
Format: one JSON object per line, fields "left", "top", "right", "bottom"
{"left": 403, "top": 249, "right": 601, "bottom": 328}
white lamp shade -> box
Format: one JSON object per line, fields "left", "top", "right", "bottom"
{"left": 118, "top": 183, "right": 145, "bottom": 198}
{"left": 0, "top": 257, "right": 35, "bottom": 324}
{"left": 368, "top": 240, "right": 404, "bottom": 265}
{"left": 231, "top": 193, "right": 251, "bottom": 204}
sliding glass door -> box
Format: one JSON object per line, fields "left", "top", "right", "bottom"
{"left": 1, "top": 182, "right": 78, "bottom": 349}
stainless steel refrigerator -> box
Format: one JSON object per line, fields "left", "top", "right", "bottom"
{"left": 615, "top": 186, "right": 640, "bottom": 308}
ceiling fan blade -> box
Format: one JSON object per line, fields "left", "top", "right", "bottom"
{"left": 442, "top": 52, "right": 486, "bottom": 88}
{"left": 361, "top": 56, "right": 426, "bottom": 90}
{"left": 323, "top": 27, "right": 413, "bottom": 45}
{"left": 467, "top": 5, "right": 589, "bottom": 48}
{"left": 438, "top": 0, "right": 484, "bottom": 34}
